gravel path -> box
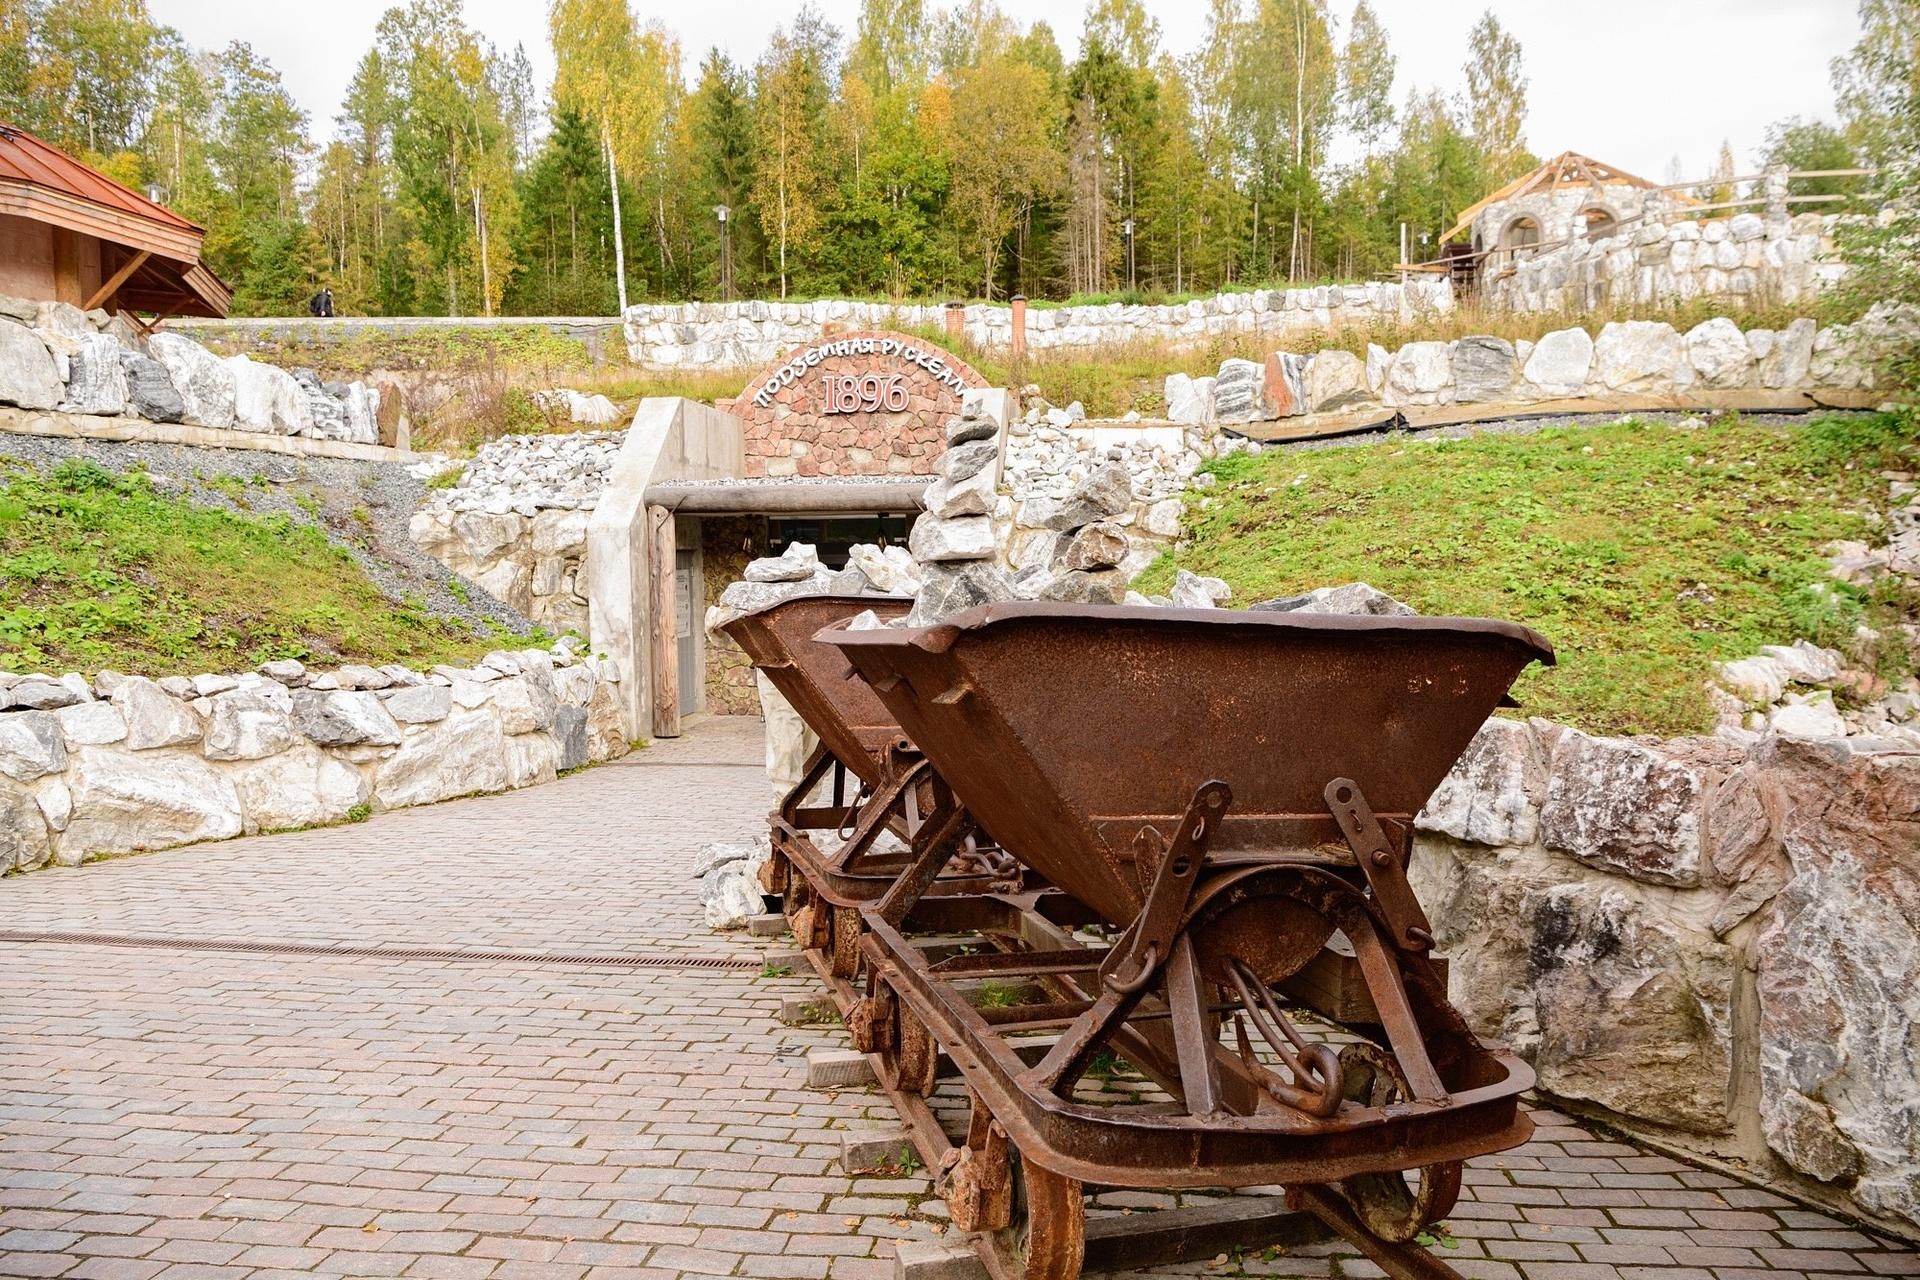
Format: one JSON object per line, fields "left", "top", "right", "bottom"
{"left": 0, "top": 434, "right": 537, "bottom": 637}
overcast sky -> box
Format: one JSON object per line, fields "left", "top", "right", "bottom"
{"left": 149, "top": 0, "right": 1861, "bottom": 182}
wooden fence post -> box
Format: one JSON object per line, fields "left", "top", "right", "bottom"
{"left": 646, "top": 505, "right": 679, "bottom": 739}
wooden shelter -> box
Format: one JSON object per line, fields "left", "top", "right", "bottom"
{"left": 0, "top": 122, "right": 231, "bottom": 320}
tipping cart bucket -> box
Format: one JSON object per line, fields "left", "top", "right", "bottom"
{"left": 720, "top": 595, "right": 1017, "bottom": 976}
{"left": 829, "top": 601, "right": 1552, "bottom": 923}
{"left": 723, "top": 594, "right": 913, "bottom": 790}
{"left": 821, "top": 602, "right": 1555, "bottom": 1280}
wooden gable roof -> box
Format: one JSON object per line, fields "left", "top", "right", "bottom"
{"left": 1442, "top": 151, "right": 1693, "bottom": 245}
{"left": 0, "top": 122, "right": 231, "bottom": 317}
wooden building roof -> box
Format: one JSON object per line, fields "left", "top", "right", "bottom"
{"left": 1442, "top": 151, "right": 1693, "bottom": 245}
{"left": 0, "top": 122, "right": 232, "bottom": 317}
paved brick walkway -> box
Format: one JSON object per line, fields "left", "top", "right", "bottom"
{"left": 1, "top": 717, "right": 1913, "bottom": 1280}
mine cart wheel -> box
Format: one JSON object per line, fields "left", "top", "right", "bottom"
{"left": 760, "top": 851, "right": 790, "bottom": 896}
{"left": 1000, "top": 1153, "right": 1085, "bottom": 1280}
{"left": 783, "top": 873, "right": 809, "bottom": 937}
{"left": 786, "top": 878, "right": 830, "bottom": 954}
{"left": 1335, "top": 1042, "right": 1463, "bottom": 1242}
{"left": 830, "top": 904, "right": 864, "bottom": 979}
{"left": 891, "top": 992, "right": 938, "bottom": 1096}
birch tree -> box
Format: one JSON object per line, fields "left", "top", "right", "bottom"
{"left": 753, "top": 13, "right": 837, "bottom": 297}
{"left": 1463, "top": 9, "right": 1528, "bottom": 181}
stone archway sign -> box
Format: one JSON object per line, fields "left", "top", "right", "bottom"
{"left": 731, "top": 328, "right": 988, "bottom": 477}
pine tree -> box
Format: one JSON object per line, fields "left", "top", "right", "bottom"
{"left": 375, "top": 0, "right": 519, "bottom": 317}
{"left": 685, "top": 49, "right": 762, "bottom": 297}
{"left": 204, "top": 40, "right": 316, "bottom": 313}
{"left": 505, "top": 108, "right": 627, "bottom": 313}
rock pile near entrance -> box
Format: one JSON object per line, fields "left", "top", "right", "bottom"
{"left": 905, "top": 404, "right": 1018, "bottom": 625}
{"left": 420, "top": 430, "right": 624, "bottom": 516}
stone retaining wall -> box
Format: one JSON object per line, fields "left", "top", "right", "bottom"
{"left": 623, "top": 281, "right": 1453, "bottom": 368}
{"left": 0, "top": 645, "right": 627, "bottom": 873}
{"left": 1162, "top": 310, "right": 1897, "bottom": 429}
{"left": 1415, "top": 718, "right": 1919, "bottom": 1234}
{"left": 0, "top": 296, "right": 402, "bottom": 447}
{"left": 409, "top": 508, "right": 595, "bottom": 638}
{"left": 1485, "top": 211, "right": 1845, "bottom": 314}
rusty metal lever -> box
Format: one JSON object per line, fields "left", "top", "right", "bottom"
{"left": 1098, "top": 780, "right": 1231, "bottom": 995}
{"left": 1324, "top": 778, "right": 1433, "bottom": 953}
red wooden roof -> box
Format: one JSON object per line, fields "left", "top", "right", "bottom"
{"left": 0, "top": 122, "right": 202, "bottom": 234}
{"left": 0, "top": 121, "right": 230, "bottom": 317}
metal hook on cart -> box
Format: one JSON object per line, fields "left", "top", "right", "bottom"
{"left": 1227, "top": 958, "right": 1345, "bottom": 1118}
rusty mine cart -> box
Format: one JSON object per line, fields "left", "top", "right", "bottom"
{"left": 733, "top": 599, "right": 1556, "bottom": 1280}
{"left": 721, "top": 595, "right": 1025, "bottom": 978}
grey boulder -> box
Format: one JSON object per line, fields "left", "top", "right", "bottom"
{"left": 120, "top": 351, "right": 185, "bottom": 422}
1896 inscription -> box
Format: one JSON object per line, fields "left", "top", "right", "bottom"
{"left": 821, "top": 373, "right": 908, "bottom": 414}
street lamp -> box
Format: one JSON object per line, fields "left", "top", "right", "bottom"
{"left": 1122, "top": 217, "right": 1136, "bottom": 291}
{"left": 144, "top": 183, "right": 169, "bottom": 207}
{"left": 713, "top": 204, "right": 732, "bottom": 301}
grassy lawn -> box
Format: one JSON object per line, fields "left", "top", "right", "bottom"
{"left": 196, "top": 324, "right": 594, "bottom": 377}
{"left": 0, "top": 459, "right": 499, "bottom": 677}
{"left": 1134, "top": 412, "right": 1917, "bottom": 737}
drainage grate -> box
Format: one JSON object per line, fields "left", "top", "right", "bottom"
{"left": 0, "top": 929, "right": 763, "bottom": 971}
{"left": 628, "top": 761, "right": 768, "bottom": 769}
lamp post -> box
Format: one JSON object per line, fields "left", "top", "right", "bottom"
{"left": 1122, "top": 217, "right": 1136, "bottom": 292}
{"left": 714, "top": 204, "right": 732, "bottom": 301}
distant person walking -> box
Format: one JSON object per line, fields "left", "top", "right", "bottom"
{"left": 307, "top": 287, "right": 335, "bottom": 318}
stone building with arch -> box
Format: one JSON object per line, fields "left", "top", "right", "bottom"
{"left": 1444, "top": 151, "right": 1694, "bottom": 279}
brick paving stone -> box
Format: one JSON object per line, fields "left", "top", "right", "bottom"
{"left": 66, "top": 1261, "right": 169, "bottom": 1280}
{"left": 1491, "top": 1241, "right": 1587, "bottom": 1262}
{"left": 1761, "top": 1252, "right": 1872, "bottom": 1272}
{"left": 1672, "top": 1247, "right": 1771, "bottom": 1268}
{"left": 1, "top": 717, "right": 1915, "bottom": 1280}
{"left": 1579, "top": 1245, "right": 1676, "bottom": 1266}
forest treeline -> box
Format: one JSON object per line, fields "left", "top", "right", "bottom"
{"left": 0, "top": 0, "right": 1900, "bottom": 318}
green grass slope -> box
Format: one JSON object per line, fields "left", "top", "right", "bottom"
{"left": 1136, "top": 413, "right": 1917, "bottom": 737}
{"left": 0, "top": 459, "right": 497, "bottom": 676}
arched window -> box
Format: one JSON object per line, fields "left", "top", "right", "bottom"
{"left": 1580, "top": 206, "right": 1618, "bottom": 239}
{"left": 1501, "top": 216, "right": 1542, "bottom": 251}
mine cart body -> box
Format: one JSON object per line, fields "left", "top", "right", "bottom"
{"left": 819, "top": 602, "right": 1556, "bottom": 1280}
{"left": 829, "top": 603, "right": 1550, "bottom": 922}
{"left": 720, "top": 594, "right": 1017, "bottom": 976}
{"left": 723, "top": 594, "right": 912, "bottom": 790}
